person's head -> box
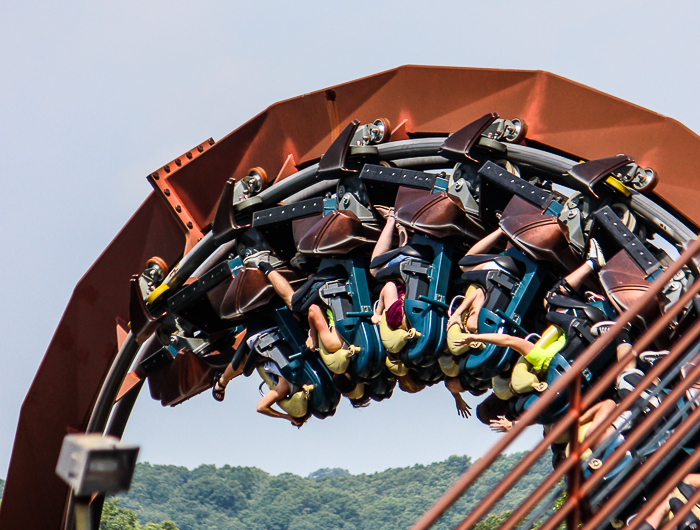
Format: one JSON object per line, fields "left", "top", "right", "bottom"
{"left": 476, "top": 392, "right": 511, "bottom": 425}
{"left": 445, "top": 377, "right": 465, "bottom": 394}
{"left": 349, "top": 394, "right": 372, "bottom": 408}
{"left": 333, "top": 372, "right": 356, "bottom": 394}
{"left": 398, "top": 372, "right": 426, "bottom": 394}
{"left": 291, "top": 411, "right": 312, "bottom": 428}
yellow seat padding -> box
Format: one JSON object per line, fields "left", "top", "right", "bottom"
{"left": 565, "top": 421, "right": 593, "bottom": 461}
{"left": 344, "top": 382, "right": 365, "bottom": 400}
{"left": 318, "top": 333, "right": 359, "bottom": 374}
{"left": 379, "top": 310, "right": 420, "bottom": 354}
{"left": 447, "top": 324, "right": 485, "bottom": 356}
{"left": 511, "top": 357, "right": 543, "bottom": 395}
{"left": 438, "top": 355, "right": 460, "bottom": 377}
{"left": 523, "top": 325, "right": 566, "bottom": 374}
{"left": 492, "top": 374, "right": 514, "bottom": 400}
{"left": 385, "top": 356, "right": 410, "bottom": 376}
{"left": 256, "top": 366, "right": 310, "bottom": 418}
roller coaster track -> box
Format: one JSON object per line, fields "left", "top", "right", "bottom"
{"left": 2, "top": 66, "right": 700, "bottom": 530}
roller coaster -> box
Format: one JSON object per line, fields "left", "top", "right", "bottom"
{"left": 3, "top": 66, "right": 700, "bottom": 530}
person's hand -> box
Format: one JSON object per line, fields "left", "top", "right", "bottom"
{"left": 371, "top": 313, "right": 381, "bottom": 325}
{"left": 455, "top": 333, "right": 476, "bottom": 346}
{"left": 489, "top": 415, "right": 513, "bottom": 433}
{"left": 447, "top": 313, "right": 464, "bottom": 332}
{"left": 453, "top": 393, "right": 472, "bottom": 419}
{"left": 305, "top": 334, "right": 318, "bottom": 351}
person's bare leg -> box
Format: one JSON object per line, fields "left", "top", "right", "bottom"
{"left": 266, "top": 270, "right": 295, "bottom": 309}
{"left": 580, "top": 399, "right": 618, "bottom": 449}
{"left": 617, "top": 343, "right": 636, "bottom": 372}
{"left": 467, "top": 227, "right": 504, "bottom": 256}
{"left": 464, "top": 290, "right": 486, "bottom": 333}
{"left": 370, "top": 216, "right": 397, "bottom": 275}
{"left": 641, "top": 492, "right": 673, "bottom": 530}
{"left": 308, "top": 304, "right": 343, "bottom": 352}
{"left": 219, "top": 362, "right": 243, "bottom": 387}
{"left": 558, "top": 238, "right": 607, "bottom": 293}
{"left": 256, "top": 378, "right": 297, "bottom": 424}
{"left": 683, "top": 473, "right": 700, "bottom": 488}
{"left": 563, "top": 262, "right": 594, "bottom": 292}
{"left": 373, "top": 282, "right": 399, "bottom": 324}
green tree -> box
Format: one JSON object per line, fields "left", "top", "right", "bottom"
{"left": 101, "top": 498, "right": 179, "bottom": 530}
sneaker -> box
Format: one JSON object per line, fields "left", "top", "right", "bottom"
{"left": 587, "top": 238, "right": 606, "bottom": 271}
{"left": 242, "top": 250, "right": 283, "bottom": 269}
{"left": 639, "top": 350, "right": 670, "bottom": 365}
{"left": 590, "top": 321, "right": 617, "bottom": 336}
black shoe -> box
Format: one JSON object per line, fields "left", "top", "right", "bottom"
{"left": 670, "top": 497, "right": 700, "bottom": 530}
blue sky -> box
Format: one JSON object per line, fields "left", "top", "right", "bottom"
{"left": 2, "top": 1, "right": 700, "bottom": 480}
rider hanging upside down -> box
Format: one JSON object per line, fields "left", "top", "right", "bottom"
{"left": 249, "top": 251, "right": 357, "bottom": 374}
{"left": 446, "top": 227, "right": 506, "bottom": 354}
{"left": 369, "top": 208, "right": 421, "bottom": 354}
{"left": 211, "top": 318, "right": 313, "bottom": 427}
{"left": 455, "top": 239, "right": 608, "bottom": 396}
{"left": 256, "top": 359, "right": 313, "bottom": 427}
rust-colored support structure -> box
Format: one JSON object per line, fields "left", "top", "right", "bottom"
{"left": 4, "top": 65, "right": 700, "bottom": 530}
{"left": 411, "top": 237, "right": 700, "bottom": 530}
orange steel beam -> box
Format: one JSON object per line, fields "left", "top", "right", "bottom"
{"left": 659, "top": 476, "right": 700, "bottom": 530}
{"left": 412, "top": 237, "right": 700, "bottom": 530}
{"left": 4, "top": 66, "right": 700, "bottom": 530}
{"left": 539, "top": 318, "right": 700, "bottom": 530}
{"left": 455, "top": 300, "right": 700, "bottom": 530}
{"left": 498, "top": 299, "right": 700, "bottom": 530}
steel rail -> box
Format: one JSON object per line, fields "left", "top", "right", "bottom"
{"left": 658, "top": 475, "right": 700, "bottom": 530}
{"left": 499, "top": 315, "right": 700, "bottom": 530}
{"left": 459, "top": 298, "right": 700, "bottom": 530}
{"left": 409, "top": 237, "right": 700, "bottom": 530}
{"left": 537, "top": 321, "right": 700, "bottom": 530}
{"left": 589, "top": 414, "right": 700, "bottom": 530}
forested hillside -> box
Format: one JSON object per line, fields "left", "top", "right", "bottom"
{"left": 110, "top": 452, "right": 551, "bottom": 530}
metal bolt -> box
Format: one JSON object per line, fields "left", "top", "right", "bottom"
{"left": 197, "top": 145, "right": 204, "bottom": 153}
{"left": 164, "top": 189, "right": 171, "bottom": 196}
{"left": 208, "top": 138, "right": 215, "bottom": 146}
{"left": 164, "top": 165, "right": 170, "bottom": 173}
{"left": 186, "top": 221, "right": 193, "bottom": 229}
{"left": 186, "top": 152, "right": 193, "bottom": 159}
{"left": 175, "top": 205, "right": 182, "bottom": 213}
{"left": 175, "top": 159, "right": 182, "bottom": 167}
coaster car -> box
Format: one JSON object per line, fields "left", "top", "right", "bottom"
{"left": 456, "top": 248, "right": 542, "bottom": 380}
{"left": 515, "top": 300, "right": 617, "bottom": 424}
{"left": 240, "top": 301, "right": 340, "bottom": 419}
{"left": 124, "top": 113, "right": 698, "bottom": 441}
{"left": 365, "top": 175, "right": 476, "bottom": 368}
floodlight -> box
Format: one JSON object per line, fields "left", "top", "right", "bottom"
{"left": 55, "top": 433, "right": 139, "bottom": 497}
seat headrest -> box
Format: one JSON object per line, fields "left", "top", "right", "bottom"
{"left": 370, "top": 244, "right": 433, "bottom": 269}
{"left": 459, "top": 254, "right": 524, "bottom": 277}
{"left": 546, "top": 293, "right": 607, "bottom": 323}
{"left": 375, "top": 263, "right": 403, "bottom": 282}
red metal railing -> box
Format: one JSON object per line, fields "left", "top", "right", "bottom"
{"left": 411, "top": 237, "right": 700, "bottom": 530}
